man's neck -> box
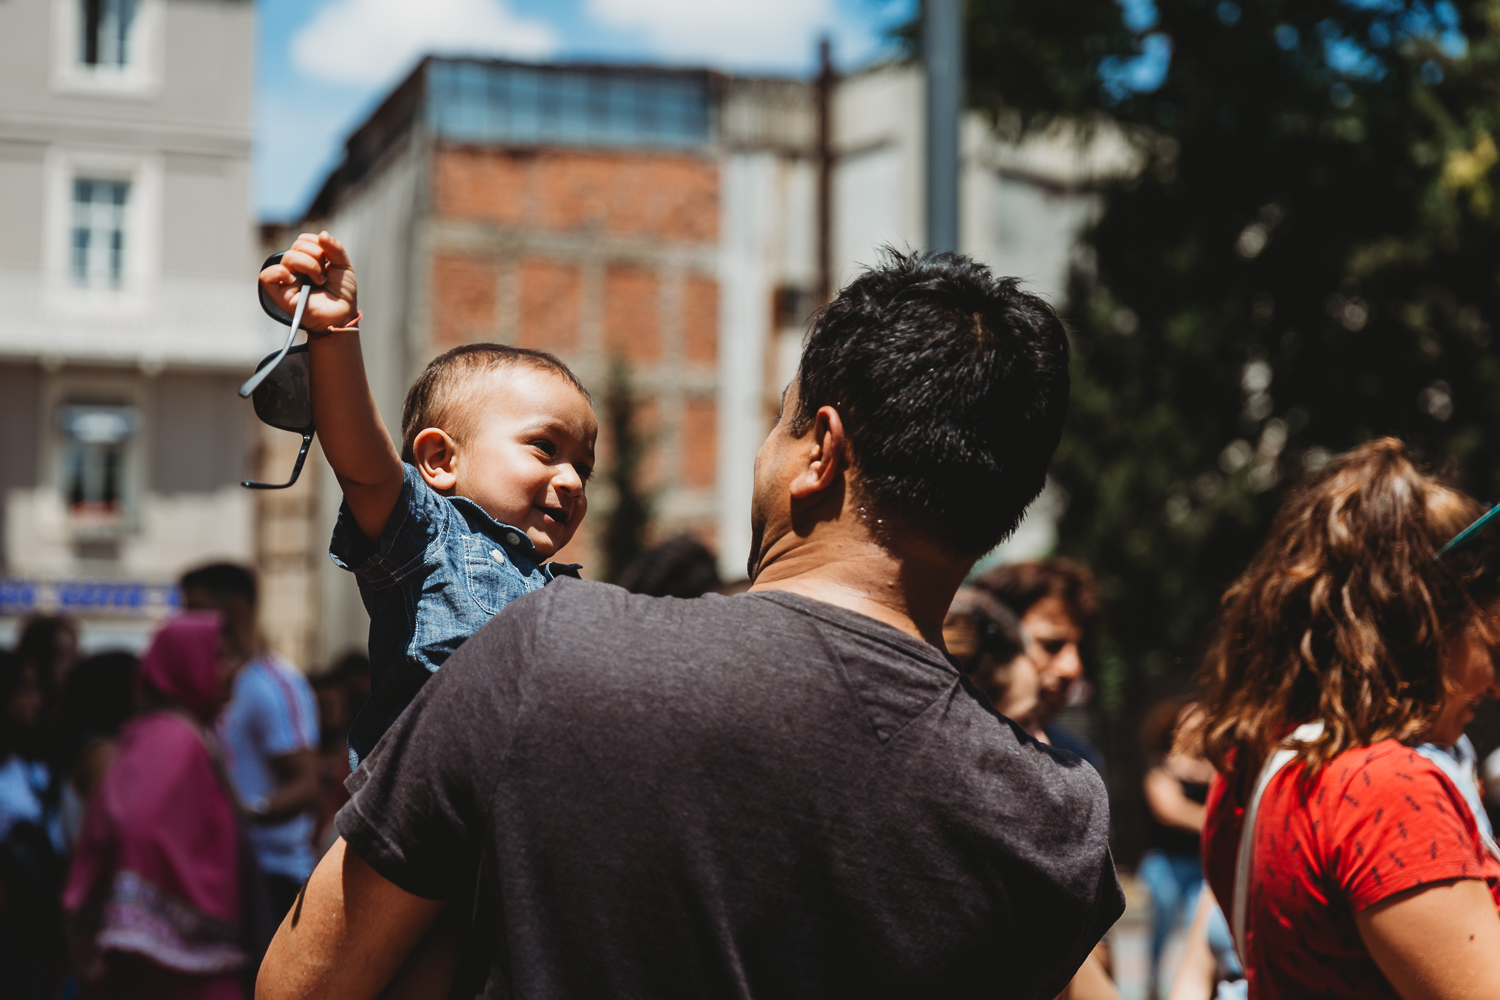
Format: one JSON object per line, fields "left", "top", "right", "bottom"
{"left": 748, "top": 532, "right": 967, "bottom": 650}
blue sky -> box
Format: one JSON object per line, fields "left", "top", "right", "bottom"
{"left": 254, "top": 0, "right": 915, "bottom": 220}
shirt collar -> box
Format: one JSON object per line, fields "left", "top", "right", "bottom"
{"left": 448, "top": 496, "right": 541, "bottom": 558}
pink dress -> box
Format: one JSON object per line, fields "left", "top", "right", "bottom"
{"left": 64, "top": 614, "right": 248, "bottom": 1000}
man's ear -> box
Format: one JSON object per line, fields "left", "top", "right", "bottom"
{"left": 412, "top": 428, "right": 460, "bottom": 493}
{"left": 788, "top": 405, "right": 847, "bottom": 501}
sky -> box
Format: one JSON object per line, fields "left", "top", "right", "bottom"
{"left": 254, "top": 0, "right": 916, "bottom": 220}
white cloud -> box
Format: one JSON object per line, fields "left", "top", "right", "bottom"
{"left": 585, "top": 0, "right": 876, "bottom": 70}
{"left": 291, "top": 0, "right": 557, "bottom": 87}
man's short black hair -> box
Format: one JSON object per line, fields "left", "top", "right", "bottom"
{"left": 180, "top": 562, "right": 257, "bottom": 607}
{"left": 792, "top": 249, "right": 1070, "bottom": 559}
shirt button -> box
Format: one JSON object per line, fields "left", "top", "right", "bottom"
{"left": 505, "top": 532, "right": 522, "bottom": 546}
{"left": 490, "top": 549, "right": 506, "bottom": 565}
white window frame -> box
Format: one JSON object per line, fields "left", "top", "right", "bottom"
{"left": 51, "top": 0, "right": 165, "bottom": 98}
{"left": 42, "top": 145, "right": 163, "bottom": 318}
{"left": 41, "top": 372, "right": 150, "bottom": 542}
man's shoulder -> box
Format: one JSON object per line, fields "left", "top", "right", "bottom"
{"left": 491, "top": 580, "right": 901, "bottom": 653}
{"left": 484, "top": 578, "right": 778, "bottom": 644}
{"left": 234, "top": 655, "right": 314, "bottom": 717}
{"left": 1043, "top": 721, "right": 1105, "bottom": 773}
{"left": 501, "top": 576, "right": 747, "bottom": 618}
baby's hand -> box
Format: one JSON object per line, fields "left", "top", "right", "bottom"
{"left": 259, "top": 231, "right": 359, "bottom": 333}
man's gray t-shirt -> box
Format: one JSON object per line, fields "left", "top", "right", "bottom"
{"left": 338, "top": 579, "right": 1123, "bottom": 999}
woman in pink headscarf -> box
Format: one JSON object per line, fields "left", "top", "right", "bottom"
{"left": 63, "top": 611, "right": 253, "bottom": 1000}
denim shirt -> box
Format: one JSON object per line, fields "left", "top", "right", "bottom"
{"left": 331, "top": 463, "right": 579, "bottom": 765}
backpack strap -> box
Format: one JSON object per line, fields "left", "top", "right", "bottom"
{"left": 1413, "top": 738, "right": 1500, "bottom": 863}
{"left": 1231, "top": 721, "right": 1323, "bottom": 963}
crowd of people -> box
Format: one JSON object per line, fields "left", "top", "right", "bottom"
{"left": 0, "top": 535, "right": 755, "bottom": 1000}
{"left": 9, "top": 237, "right": 1500, "bottom": 1000}
{"left": 944, "top": 439, "right": 1500, "bottom": 1000}
{"left": 0, "top": 567, "right": 368, "bottom": 1000}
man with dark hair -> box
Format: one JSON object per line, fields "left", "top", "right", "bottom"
{"left": 15, "top": 615, "right": 78, "bottom": 698}
{"left": 617, "top": 535, "right": 722, "bottom": 598}
{"left": 975, "top": 558, "right": 1104, "bottom": 772}
{"left": 259, "top": 251, "right": 1122, "bottom": 1000}
{"left": 180, "top": 562, "right": 320, "bottom": 921}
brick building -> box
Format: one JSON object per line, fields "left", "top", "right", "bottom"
{"left": 280, "top": 56, "right": 1133, "bottom": 667}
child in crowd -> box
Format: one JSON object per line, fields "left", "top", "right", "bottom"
{"left": 260, "top": 232, "right": 598, "bottom": 767}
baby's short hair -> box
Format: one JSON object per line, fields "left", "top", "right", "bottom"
{"left": 399, "top": 344, "right": 590, "bottom": 463}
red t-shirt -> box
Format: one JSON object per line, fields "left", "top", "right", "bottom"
{"left": 1203, "top": 739, "right": 1500, "bottom": 998}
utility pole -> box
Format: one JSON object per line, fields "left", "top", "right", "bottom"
{"left": 924, "top": 0, "right": 963, "bottom": 253}
{"left": 815, "top": 37, "right": 835, "bottom": 305}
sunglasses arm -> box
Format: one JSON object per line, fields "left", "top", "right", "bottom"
{"left": 242, "top": 432, "right": 314, "bottom": 490}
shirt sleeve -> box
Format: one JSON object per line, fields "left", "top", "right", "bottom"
{"left": 329, "top": 462, "right": 451, "bottom": 583}
{"left": 1326, "top": 746, "right": 1488, "bottom": 911}
{"left": 336, "top": 591, "right": 543, "bottom": 900}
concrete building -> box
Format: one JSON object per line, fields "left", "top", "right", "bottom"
{"left": 289, "top": 55, "right": 1134, "bottom": 665}
{"left": 0, "top": 0, "right": 276, "bottom": 652}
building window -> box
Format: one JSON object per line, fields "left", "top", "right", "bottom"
{"left": 59, "top": 405, "right": 136, "bottom": 529}
{"left": 79, "top": 0, "right": 139, "bottom": 67}
{"left": 427, "top": 62, "right": 713, "bottom": 150}
{"left": 71, "top": 179, "right": 129, "bottom": 290}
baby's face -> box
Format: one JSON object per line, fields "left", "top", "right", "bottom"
{"left": 452, "top": 367, "right": 597, "bottom": 558}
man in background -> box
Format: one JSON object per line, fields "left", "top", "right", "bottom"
{"left": 180, "top": 563, "right": 320, "bottom": 918}
{"left": 975, "top": 558, "right": 1104, "bottom": 773}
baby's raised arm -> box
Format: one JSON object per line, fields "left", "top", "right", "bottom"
{"left": 260, "top": 232, "right": 403, "bottom": 541}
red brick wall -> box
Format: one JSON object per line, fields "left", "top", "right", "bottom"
{"left": 683, "top": 275, "right": 718, "bottom": 365}
{"left": 681, "top": 397, "right": 716, "bottom": 488}
{"left": 430, "top": 253, "right": 498, "bottom": 346}
{"left": 604, "top": 266, "right": 661, "bottom": 364}
{"left": 518, "top": 258, "right": 581, "bottom": 352}
{"left": 434, "top": 147, "right": 718, "bottom": 242}
{"left": 426, "top": 144, "right": 722, "bottom": 576}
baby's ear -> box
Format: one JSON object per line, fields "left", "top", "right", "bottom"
{"left": 412, "top": 428, "right": 460, "bottom": 494}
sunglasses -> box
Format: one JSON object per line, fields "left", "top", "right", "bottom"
{"left": 240, "top": 251, "right": 317, "bottom": 491}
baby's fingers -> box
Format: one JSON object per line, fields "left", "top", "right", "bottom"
{"left": 281, "top": 243, "right": 327, "bottom": 285}
{"left": 318, "top": 231, "right": 352, "bottom": 269}
{"left": 258, "top": 262, "right": 294, "bottom": 288}
{"left": 258, "top": 264, "right": 302, "bottom": 310}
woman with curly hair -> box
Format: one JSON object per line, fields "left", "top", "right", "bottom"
{"left": 1198, "top": 437, "right": 1500, "bottom": 998}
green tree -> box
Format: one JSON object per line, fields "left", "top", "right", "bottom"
{"left": 600, "top": 362, "right": 653, "bottom": 583}
{"left": 914, "top": 0, "right": 1500, "bottom": 851}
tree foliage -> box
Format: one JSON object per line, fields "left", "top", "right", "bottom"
{"left": 600, "top": 363, "right": 653, "bottom": 584}
{"left": 941, "top": 0, "right": 1500, "bottom": 714}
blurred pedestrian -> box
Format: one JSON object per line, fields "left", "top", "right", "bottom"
{"left": 974, "top": 558, "right": 1103, "bottom": 771}
{"left": 0, "top": 649, "right": 68, "bottom": 998}
{"left": 946, "top": 586, "right": 1123, "bottom": 999}
{"left": 1198, "top": 438, "right": 1500, "bottom": 997}
{"left": 17, "top": 613, "right": 79, "bottom": 695}
{"left": 1139, "top": 695, "right": 1212, "bottom": 998}
{"left": 54, "top": 651, "right": 139, "bottom": 850}
{"left": 618, "top": 535, "right": 722, "bottom": 598}
{"left": 63, "top": 612, "right": 260, "bottom": 1000}
{"left": 309, "top": 652, "right": 369, "bottom": 855}
{"left": 1165, "top": 888, "right": 1243, "bottom": 1000}
{"left": 944, "top": 586, "right": 1043, "bottom": 726}
{"left": 0, "top": 646, "right": 59, "bottom": 844}
{"left": 181, "top": 564, "right": 319, "bottom": 924}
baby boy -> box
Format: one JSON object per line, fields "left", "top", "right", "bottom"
{"left": 260, "top": 232, "right": 597, "bottom": 766}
